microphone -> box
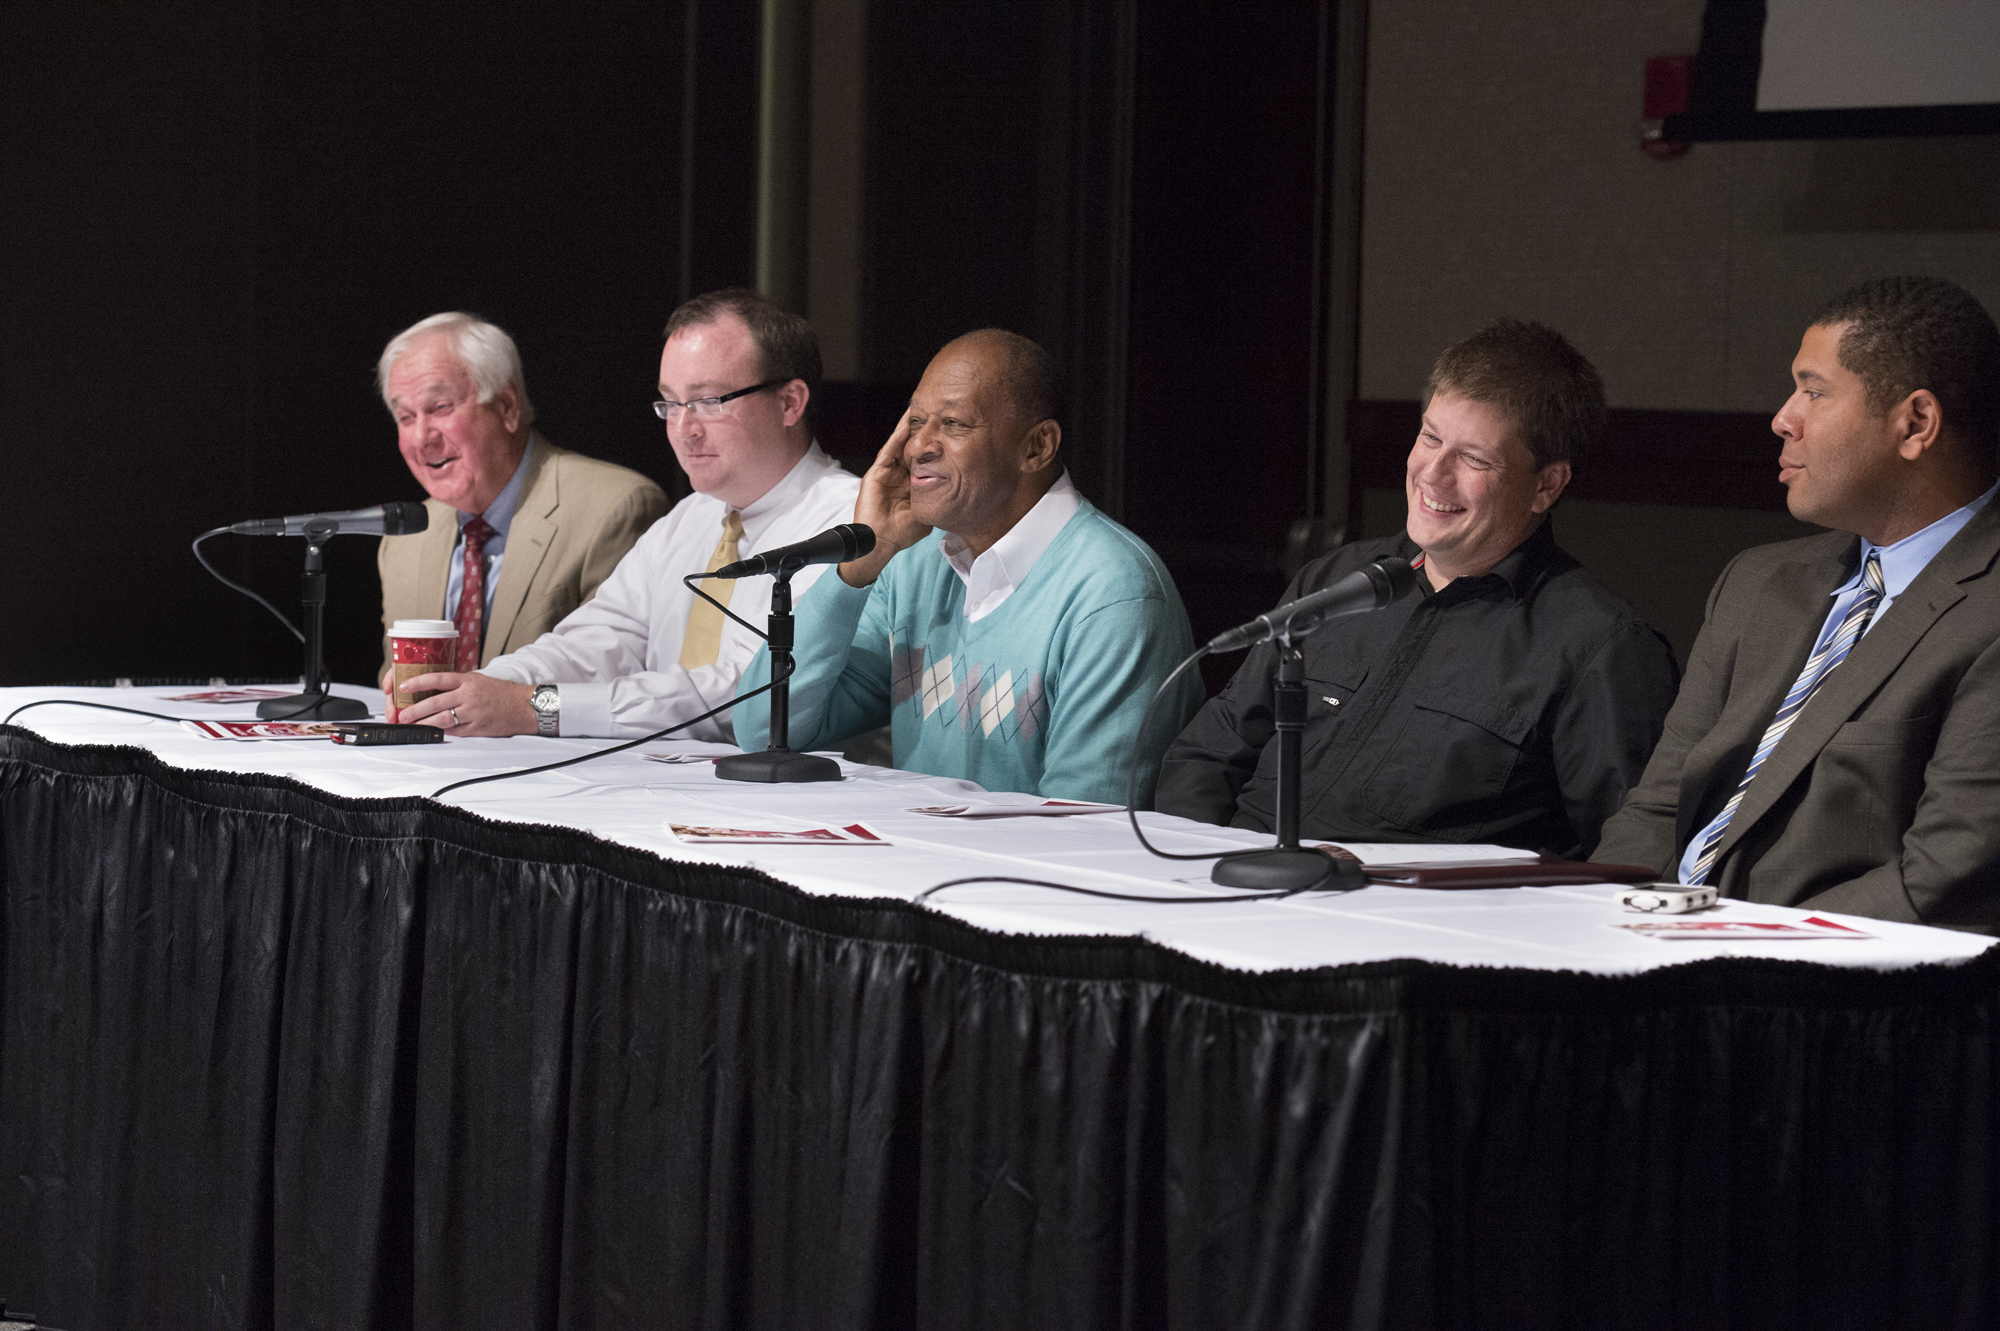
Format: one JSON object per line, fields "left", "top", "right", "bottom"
{"left": 710, "top": 523, "right": 876, "bottom": 579}
{"left": 1205, "top": 556, "right": 1416, "bottom": 653}
{"left": 229, "top": 502, "right": 431, "bottom": 538}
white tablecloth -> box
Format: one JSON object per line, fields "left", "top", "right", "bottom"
{"left": 4, "top": 684, "right": 1989, "bottom": 977}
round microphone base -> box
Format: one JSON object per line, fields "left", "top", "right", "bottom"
{"left": 1211, "top": 848, "right": 1364, "bottom": 892}
{"left": 715, "top": 748, "right": 844, "bottom": 784}
{"left": 255, "top": 691, "right": 370, "bottom": 722}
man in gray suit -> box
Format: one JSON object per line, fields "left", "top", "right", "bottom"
{"left": 375, "top": 312, "right": 671, "bottom": 682}
{"left": 1595, "top": 276, "right": 2000, "bottom": 933}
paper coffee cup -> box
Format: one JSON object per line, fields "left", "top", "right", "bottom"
{"left": 390, "top": 619, "right": 460, "bottom": 710}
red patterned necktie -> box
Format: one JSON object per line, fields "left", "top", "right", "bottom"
{"left": 453, "top": 516, "right": 495, "bottom": 672}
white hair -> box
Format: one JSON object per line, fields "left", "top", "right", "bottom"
{"left": 377, "top": 312, "right": 536, "bottom": 426}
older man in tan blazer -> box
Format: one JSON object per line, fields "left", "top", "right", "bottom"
{"left": 388, "top": 289, "right": 861, "bottom": 741}
{"left": 375, "top": 312, "right": 669, "bottom": 681}
{"left": 1595, "top": 277, "right": 2000, "bottom": 933}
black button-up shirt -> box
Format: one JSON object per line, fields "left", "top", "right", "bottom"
{"left": 1156, "top": 521, "right": 1680, "bottom": 858}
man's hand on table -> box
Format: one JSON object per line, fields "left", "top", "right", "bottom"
{"left": 391, "top": 672, "right": 538, "bottom": 736}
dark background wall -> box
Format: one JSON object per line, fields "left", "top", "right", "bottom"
{"left": 2, "top": 0, "right": 1338, "bottom": 692}
{"left": 850, "top": 0, "right": 1340, "bottom": 692}
{"left": 1122, "top": 1, "right": 1335, "bottom": 692}
{"left": 2, "top": 2, "right": 742, "bottom": 687}
{"left": 13, "top": 0, "right": 1997, "bottom": 692}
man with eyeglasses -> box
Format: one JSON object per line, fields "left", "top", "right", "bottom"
{"left": 393, "top": 289, "right": 860, "bottom": 739}
{"left": 375, "top": 311, "right": 671, "bottom": 685}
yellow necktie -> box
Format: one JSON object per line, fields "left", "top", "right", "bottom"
{"left": 679, "top": 510, "right": 744, "bottom": 669}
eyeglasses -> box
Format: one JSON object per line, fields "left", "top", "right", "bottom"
{"left": 652, "top": 380, "right": 784, "bottom": 421}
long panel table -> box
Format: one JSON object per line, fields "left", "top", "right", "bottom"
{"left": 2, "top": 686, "right": 1996, "bottom": 1330}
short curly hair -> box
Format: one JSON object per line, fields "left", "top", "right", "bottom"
{"left": 957, "top": 328, "right": 1064, "bottom": 426}
{"left": 1812, "top": 276, "right": 2000, "bottom": 453}
{"left": 1425, "top": 319, "right": 1604, "bottom": 471}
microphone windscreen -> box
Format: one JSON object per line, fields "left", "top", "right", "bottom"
{"left": 382, "top": 501, "right": 430, "bottom": 536}
{"left": 843, "top": 524, "right": 877, "bottom": 559}
{"left": 1376, "top": 556, "right": 1416, "bottom": 599}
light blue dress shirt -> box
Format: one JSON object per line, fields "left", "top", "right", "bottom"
{"left": 443, "top": 435, "right": 536, "bottom": 635}
{"left": 1675, "top": 478, "right": 2000, "bottom": 883}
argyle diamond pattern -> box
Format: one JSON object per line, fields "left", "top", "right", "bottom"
{"left": 954, "top": 663, "right": 983, "bottom": 730}
{"left": 898, "top": 653, "right": 1051, "bottom": 751}
{"left": 1018, "top": 672, "right": 1047, "bottom": 739}
{"left": 891, "top": 646, "right": 927, "bottom": 708}
{"left": 978, "top": 670, "right": 1015, "bottom": 736}
{"left": 920, "top": 655, "right": 955, "bottom": 719}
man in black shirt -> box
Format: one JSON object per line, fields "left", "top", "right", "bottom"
{"left": 1156, "top": 320, "right": 1679, "bottom": 858}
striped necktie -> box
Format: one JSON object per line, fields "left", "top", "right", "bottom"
{"left": 679, "top": 509, "right": 744, "bottom": 669}
{"left": 1688, "top": 550, "right": 1884, "bottom": 885}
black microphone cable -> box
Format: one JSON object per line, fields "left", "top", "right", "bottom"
{"left": 680, "top": 570, "right": 768, "bottom": 640}
{"left": 192, "top": 528, "right": 306, "bottom": 643}
{"left": 192, "top": 504, "right": 444, "bottom": 646}
{"left": 917, "top": 646, "right": 1340, "bottom": 906}
{"left": 425, "top": 568, "right": 798, "bottom": 800}
{"left": 913, "top": 874, "right": 1306, "bottom": 905}
{"left": 10, "top": 565, "right": 811, "bottom": 795}
{"left": 924, "top": 557, "right": 1422, "bottom": 904}
{"left": 701, "top": 558, "right": 1246, "bottom": 904}
{"left": 426, "top": 659, "right": 797, "bottom": 799}
{"left": 1, "top": 664, "right": 795, "bottom": 791}
{"left": 3, "top": 690, "right": 337, "bottom": 727}
{"left": 5, "top": 699, "right": 204, "bottom": 728}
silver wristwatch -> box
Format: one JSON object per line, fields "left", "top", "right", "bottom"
{"left": 529, "top": 684, "right": 560, "bottom": 737}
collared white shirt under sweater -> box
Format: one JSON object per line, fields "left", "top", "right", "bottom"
{"left": 939, "top": 470, "right": 1080, "bottom": 622}
{"left": 482, "top": 443, "right": 860, "bottom": 740}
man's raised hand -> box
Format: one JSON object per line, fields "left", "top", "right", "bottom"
{"left": 842, "top": 415, "right": 930, "bottom": 586}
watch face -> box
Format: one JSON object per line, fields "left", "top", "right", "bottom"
{"left": 532, "top": 687, "right": 559, "bottom": 714}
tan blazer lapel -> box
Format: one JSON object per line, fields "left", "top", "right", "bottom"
{"left": 483, "top": 435, "right": 559, "bottom": 662}
{"left": 1712, "top": 504, "right": 2000, "bottom": 865}
{"left": 377, "top": 497, "right": 460, "bottom": 677}
{"left": 416, "top": 500, "right": 457, "bottom": 616}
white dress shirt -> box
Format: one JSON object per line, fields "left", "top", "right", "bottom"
{"left": 483, "top": 443, "right": 860, "bottom": 740}
{"left": 939, "top": 470, "right": 1080, "bottom": 623}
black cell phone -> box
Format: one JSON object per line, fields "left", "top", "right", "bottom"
{"left": 329, "top": 722, "right": 445, "bottom": 746}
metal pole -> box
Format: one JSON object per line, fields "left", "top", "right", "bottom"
{"left": 1273, "top": 644, "right": 1306, "bottom": 851}
{"left": 756, "top": 0, "right": 812, "bottom": 312}
{"left": 765, "top": 572, "right": 793, "bottom": 752}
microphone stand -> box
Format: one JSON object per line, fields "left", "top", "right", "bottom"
{"left": 715, "top": 570, "right": 842, "bottom": 783}
{"left": 256, "top": 521, "right": 369, "bottom": 721}
{"left": 1209, "top": 640, "right": 1364, "bottom": 891}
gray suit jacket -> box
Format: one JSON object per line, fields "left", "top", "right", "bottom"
{"left": 1594, "top": 499, "right": 2000, "bottom": 933}
{"left": 377, "top": 434, "right": 672, "bottom": 678}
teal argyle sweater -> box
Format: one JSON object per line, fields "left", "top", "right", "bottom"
{"left": 737, "top": 501, "right": 1204, "bottom": 806}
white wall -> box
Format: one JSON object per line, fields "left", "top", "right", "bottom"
{"left": 1358, "top": 0, "right": 2000, "bottom": 412}
{"left": 1353, "top": 0, "right": 2000, "bottom": 658}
